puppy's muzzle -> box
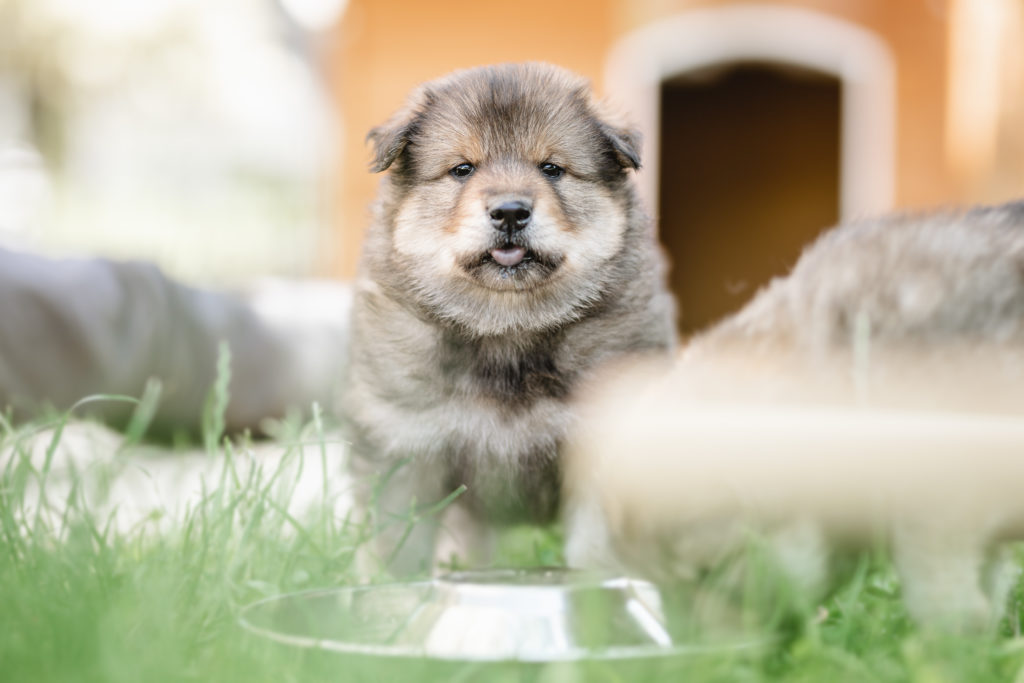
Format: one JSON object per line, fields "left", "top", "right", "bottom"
{"left": 489, "top": 200, "right": 532, "bottom": 234}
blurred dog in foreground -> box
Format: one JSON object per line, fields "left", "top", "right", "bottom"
{"left": 566, "top": 201, "right": 1024, "bottom": 628}
{"left": 344, "top": 63, "right": 675, "bottom": 573}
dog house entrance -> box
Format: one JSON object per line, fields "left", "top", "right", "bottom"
{"left": 659, "top": 62, "right": 841, "bottom": 334}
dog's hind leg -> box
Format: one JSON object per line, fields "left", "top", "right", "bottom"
{"left": 891, "top": 519, "right": 994, "bottom": 630}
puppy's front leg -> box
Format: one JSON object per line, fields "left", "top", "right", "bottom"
{"left": 433, "top": 501, "right": 498, "bottom": 571}
{"left": 359, "top": 456, "right": 450, "bottom": 577}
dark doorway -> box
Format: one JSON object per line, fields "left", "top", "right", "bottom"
{"left": 658, "top": 62, "right": 841, "bottom": 334}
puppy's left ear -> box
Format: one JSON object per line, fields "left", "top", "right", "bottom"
{"left": 367, "top": 87, "right": 429, "bottom": 173}
{"left": 601, "top": 123, "right": 642, "bottom": 171}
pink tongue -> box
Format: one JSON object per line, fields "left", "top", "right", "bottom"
{"left": 490, "top": 246, "right": 526, "bottom": 267}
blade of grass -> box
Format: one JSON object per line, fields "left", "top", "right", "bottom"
{"left": 202, "top": 341, "right": 232, "bottom": 455}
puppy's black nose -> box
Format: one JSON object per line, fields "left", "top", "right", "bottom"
{"left": 489, "top": 200, "right": 532, "bottom": 233}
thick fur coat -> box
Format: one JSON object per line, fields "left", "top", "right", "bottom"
{"left": 344, "top": 63, "right": 675, "bottom": 573}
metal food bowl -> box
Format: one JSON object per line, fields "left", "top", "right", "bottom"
{"left": 239, "top": 567, "right": 759, "bottom": 669}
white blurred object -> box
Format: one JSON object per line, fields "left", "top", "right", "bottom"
{"left": 247, "top": 277, "right": 354, "bottom": 413}
{"left": 2, "top": 421, "right": 353, "bottom": 537}
{"left": 280, "top": 0, "right": 348, "bottom": 32}
{"left": 7, "top": 0, "right": 337, "bottom": 284}
{"left": 0, "top": 77, "right": 50, "bottom": 246}
{"left": 0, "top": 143, "right": 50, "bottom": 247}
{"left": 42, "top": 0, "right": 185, "bottom": 40}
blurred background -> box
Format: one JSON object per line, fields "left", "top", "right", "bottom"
{"left": 1, "top": 0, "right": 1022, "bottom": 332}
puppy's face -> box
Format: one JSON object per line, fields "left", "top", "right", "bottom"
{"left": 369, "top": 63, "right": 642, "bottom": 335}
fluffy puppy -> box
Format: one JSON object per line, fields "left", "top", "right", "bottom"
{"left": 344, "top": 63, "right": 675, "bottom": 573}
{"left": 566, "top": 200, "right": 1024, "bottom": 628}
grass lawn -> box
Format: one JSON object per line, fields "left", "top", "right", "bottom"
{"left": 4, "top": 387, "right": 1024, "bottom": 681}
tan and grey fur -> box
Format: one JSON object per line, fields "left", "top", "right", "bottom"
{"left": 345, "top": 63, "right": 675, "bottom": 573}
{"left": 566, "top": 200, "right": 1024, "bottom": 628}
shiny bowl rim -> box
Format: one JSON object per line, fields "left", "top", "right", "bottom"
{"left": 237, "top": 578, "right": 768, "bottom": 663}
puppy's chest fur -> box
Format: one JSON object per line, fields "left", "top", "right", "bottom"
{"left": 380, "top": 325, "right": 580, "bottom": 523}
{"left": 439, "top": 330, "right": 573, "bottom": 408}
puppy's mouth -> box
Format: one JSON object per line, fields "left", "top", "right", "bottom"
{"left": 459, "top": 240, "right": 563, "bottom": 288}
{"left": 490, "top": 245, "right": 527, "bottom": 267}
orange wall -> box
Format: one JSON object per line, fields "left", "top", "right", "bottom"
{"left": 615, "top": 0, "right": 959, "bottom": 209}
{"left": 327, "top": 0, "right": 614, "bottom": 277}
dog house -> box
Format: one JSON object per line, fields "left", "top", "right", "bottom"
{"left": 604, "top": 6, "right": 895, "bottom": 332}
{"left": 329, "top": 0, "right": 1024, "bottom": 331}
{"left": 656, "top": 63, "right": 842, "bottom": 332}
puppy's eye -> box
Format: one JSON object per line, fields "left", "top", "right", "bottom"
{"left": 539, "top": 162, "right": 564, "bottom": 179}
{"left": 450, "top": 163, "right": 475, "bottom": 179}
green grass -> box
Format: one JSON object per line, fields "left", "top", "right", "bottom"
{"left": 4, "top": 380, "right": 1024, "bottom": 680}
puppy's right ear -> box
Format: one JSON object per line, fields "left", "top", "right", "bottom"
{"left": 593, "top": 98, "right": 643, "bottom": 171}
{"left": 367, "top": 88, "right": 429, "bottom": 173}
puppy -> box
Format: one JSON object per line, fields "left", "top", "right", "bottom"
{"left": 344, "top": 63, "right": 675, "bottom": 574}
{"left": 565, "top": 201, "right": 1024, "bottom": 628}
